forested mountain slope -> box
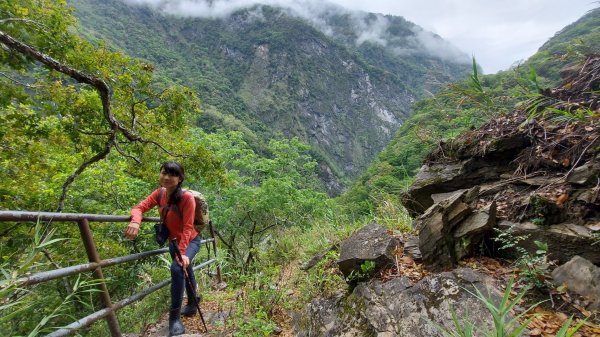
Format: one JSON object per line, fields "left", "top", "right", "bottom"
{"left": 343, "top": 7, "right": 600, "bottom": 213}
{"left": 70, "top": 0, "right": 472, "bottom": 194}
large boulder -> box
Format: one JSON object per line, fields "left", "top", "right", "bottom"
{"left": 337, "top": 223, "right": 399, "bottom": 280}
{"left": 295, "top": 268, "right": 506, "bottom": 337}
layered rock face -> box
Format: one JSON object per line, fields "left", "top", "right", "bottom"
{"left": 402, "top": 55, "right": 600, "bottom": 269}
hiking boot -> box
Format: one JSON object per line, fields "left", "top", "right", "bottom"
{"left": 181, "top": 296, "right": 201, "bottom": 316}
{"left": 168, "top": 308, "right": 185, "bottom": 336}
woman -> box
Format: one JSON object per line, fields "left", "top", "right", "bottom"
{"left": 124, "top": 161, "right": 201, "bottom": 336}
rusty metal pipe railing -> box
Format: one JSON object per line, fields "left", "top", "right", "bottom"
{"left": 0, "top": 210, "right": 220, "bottom": 337}
{"left": 17, "top": 238, "right": 215, "bottom": 287}
{"left": 46, "top": 259, "right": 216, "bottom": 337}
{"left": 0, "top": 211, "right": 158, "bottom": 222}
{"left": 77, "top": 218, "right": 121, "bottom": 337}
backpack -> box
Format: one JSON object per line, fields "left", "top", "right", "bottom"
{"left": 158, "top": 188, "right": 210, "bottom": 234}
{"left": 187, "top": 189, "right": 210, "bottom": 233}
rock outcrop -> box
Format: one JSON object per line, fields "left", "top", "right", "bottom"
{"left": 551, "top": 256, "right": 600, "bottom": 310}
{"left": 415, "top": 188, "right": 497, "bottom": 270}
{"left": 402, "top": 55, "right": 600, "bottom": 270}
{"left": 295, "top": 268, "right": 505, "bottom": 337}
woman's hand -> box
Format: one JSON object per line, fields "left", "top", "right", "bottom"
{"left": 124, "top": 222, "right": 140, "bottom": 240}
{"left": 178, "top": 255, "right": 190, "bottom": 269}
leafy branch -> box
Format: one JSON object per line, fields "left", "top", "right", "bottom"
{"left": 0, "top": 30, "right": 182, "bottom": 211}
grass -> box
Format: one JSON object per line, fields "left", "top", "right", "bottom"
{"left": 436, "top": 277, "right": 585, "bottom": 337}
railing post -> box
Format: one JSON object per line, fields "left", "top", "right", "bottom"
{"left": 77, "top": 218, "right": 122, "bottom": 337}
{"left": 208, "top": 221, "right": 223, "bottom": 284}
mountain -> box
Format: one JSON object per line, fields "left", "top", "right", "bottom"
{"left": 69, "top": 0, "right": 472, "bottom": 194}
{"left": 343, "top": 7, "right": 600, "bottom": 213}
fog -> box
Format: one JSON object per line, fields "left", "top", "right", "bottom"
{"left": 122, "top": 0, "right": 470, "bottom": 64}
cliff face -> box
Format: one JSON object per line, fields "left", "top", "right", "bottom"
{"left": 70, "top": 0, "right": 472, "bottom": 194}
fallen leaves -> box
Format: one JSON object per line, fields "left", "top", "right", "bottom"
{"left": 380, "top": 246, "right": 430, "bottom": 283}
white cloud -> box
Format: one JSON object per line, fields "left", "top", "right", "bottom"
{"left": 325, "top": 0, "right": 595, "bottom": 73}
{"left": 121, "top": 0, "right": 596, "bottom": 73}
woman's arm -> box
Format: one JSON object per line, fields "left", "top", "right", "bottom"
{"left": 125, "top": 188, "right": 161, "bottom": 240}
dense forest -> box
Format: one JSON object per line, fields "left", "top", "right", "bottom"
{"left": 1, "top": 1, "right": 599, "bottom": 336}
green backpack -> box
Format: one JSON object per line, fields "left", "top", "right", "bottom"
{"left": 158, "top": 188, "right": 210, "bottom": 234}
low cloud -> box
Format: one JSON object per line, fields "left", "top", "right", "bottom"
{"left": 353, "top": 13, "right": 389, "bottom": 47}
{"left": 407, "top": 27, "right": 470, "bottom": 64}
{"left": 121, "top": 0, "right": 469, "bottom": 63}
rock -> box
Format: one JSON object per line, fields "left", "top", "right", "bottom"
{"left": 567, "top": 163, "right": 600, "bottom": 185}
{"left": 454, "top": 202, "right": 497, "bottom": 260}
{"left": 417, "top": 192, "right": 470, "bottom": 270}
{"left": 431, "top": 189, "right": 469, "bottom": 204}
{"left": 401, "top": 162, "right": 465, "bottom": 216}
{"left": 551, "top": 256, "right": 600, "bottom": 310}
{"left": 403, "top": 235, "right": 422, "bottom": 261}
{"left": 337, "top": 223, "right": 399, "bottom": 279}
{"left": 497, "top": 220, "right": 600, "bottom": 264}
{"left": 301, "top": 245, "right": 338, "bottom": 271}
{"left": 416, "top": 190, "right": 495, "bottom": 271}
{"left": 295, "top": 268, "right": 506, "bottom": 337}
{"left": 402, "top": 154, "right": 518, "bottom": 217}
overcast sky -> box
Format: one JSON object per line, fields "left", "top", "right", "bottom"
{"left": 124, "top": 0, "right": 596, "bottom": 74}
{"left": 325, "top": 0, "right": 596, "bottom": 73}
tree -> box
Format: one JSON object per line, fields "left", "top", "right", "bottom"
{"left": 1, "top": 0, "right": 221, "bottom": 213}
{"left": 191, "top": 130, "right": 329, "bottom": 272}
{"left": 1, "top": 2, "right": 223, "bottom": 334}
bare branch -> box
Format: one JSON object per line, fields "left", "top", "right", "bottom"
{"left": 0, "top": 30, "right": 140, "bottom": 142}
{"left": 0, "top": 30, "right": 186, "bottom": 210}
{"left": 56, "top": 131, "right": 116, "bottom": 212}
{"left": 114, "top": 140, "right": 142, "bottom": 164}
{"left": 142, "top": 139, "right": 187, "bottom": 157}
{"left": 0, "top": 71, "right": 40, "bottom": 88}
{"left": 565, "top": 135, "right": 600, "bottom": 180}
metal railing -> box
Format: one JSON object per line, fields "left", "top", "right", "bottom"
{"left": 0, "top": 210, "right": 222, "bottom": 337}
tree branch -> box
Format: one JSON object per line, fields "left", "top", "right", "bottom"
{"left": 114, "top": 140, "right": 141, "bottom": 164}
{"left": 0, "top": 71, "right": 40, "bottom": 88}
{"left": 57, "top": 131, "right": 116, "bottom": 211}
{"left": 0, "top": 30, "right": 184, "bottom": 210}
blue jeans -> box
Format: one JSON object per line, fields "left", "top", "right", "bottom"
{"left": 169, "top": 235, "right": 202, "bottom": 309}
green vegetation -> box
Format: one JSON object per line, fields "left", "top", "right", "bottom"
{"left": 437, "top": 277, "right": 585, "bottom": 337}
{"left": 69, "top": 0, "right": 473, "bottom": 189}
{"left": 493, "top": 226, "right": 552, "bottom": 290}
{"left": 1, "top": 1, "right": 599, "bottom": 336}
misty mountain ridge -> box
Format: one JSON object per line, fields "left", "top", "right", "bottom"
{"left": 72, "top": 0, "right": 473, "bottom": 194}
{"left": 121, "top": 0, "right": 470, "bottom": 66}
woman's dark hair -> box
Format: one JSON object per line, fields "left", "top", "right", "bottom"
{"left": 160, "top": 161, "right": 185, "bottom": 205}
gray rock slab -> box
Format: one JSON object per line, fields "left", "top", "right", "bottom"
{"left": 551, "top": 256, "right": 600, "bottom": 310}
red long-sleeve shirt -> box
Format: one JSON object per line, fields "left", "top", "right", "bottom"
{"left": 130, "top": 187, "right": 197, "bottom": 256}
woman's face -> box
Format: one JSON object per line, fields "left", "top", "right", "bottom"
{"left": 160, "top": 170, "right": 182, "bottom": 190}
